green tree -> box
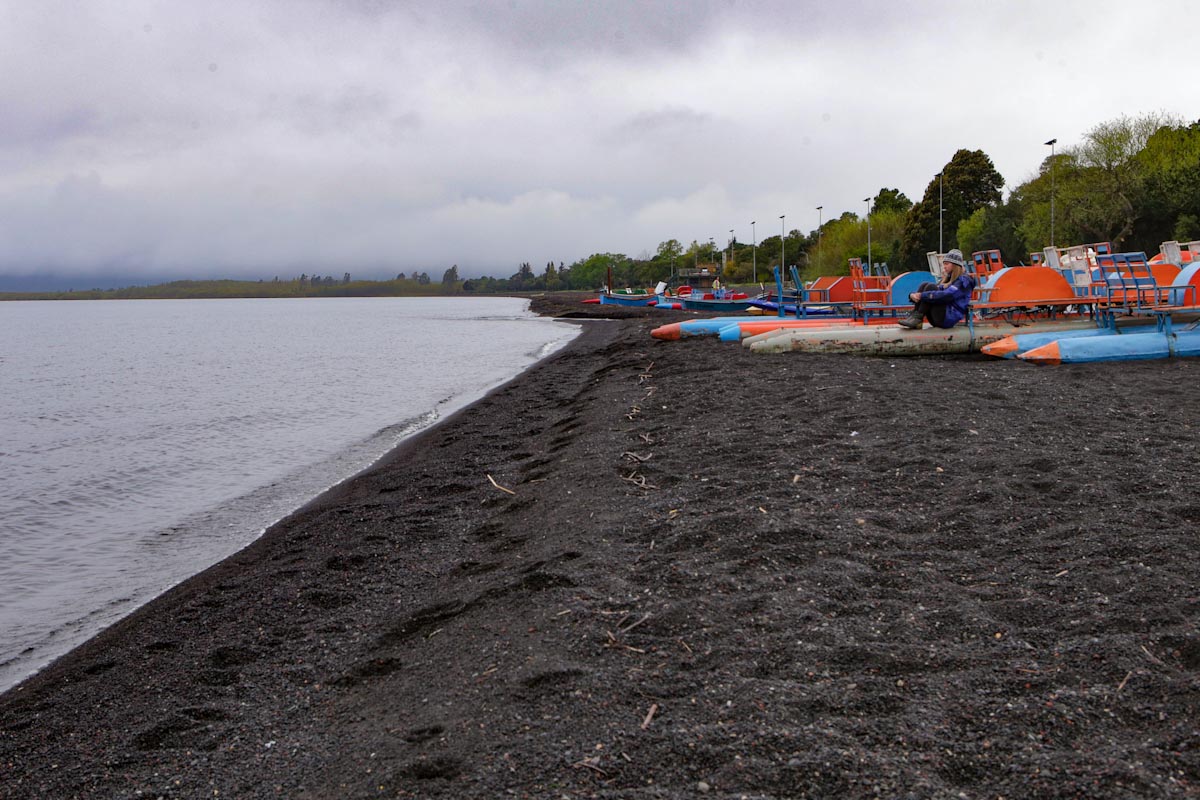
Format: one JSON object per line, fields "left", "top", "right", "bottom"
{"left": 1175, "top": 214, "right": 1200, "bottom": 242}
{"left": 655, "top": 239, "right": 683, "bottom": 261}
{"left": 872, "top": 188, "right": 913, "bottom": 215}
{"left": 564, "top": 253, "right": 614, "bottom": 290}
{"left": 1054, "top": 113, "right": 1177, "bottom": 247}
{"left": 900, "top": 149, "right": 1004, "bottom": 269}
{"left": 955, "top": 209, "right": 987, "bottom": 257}
{"left": 509, "top": 262, "right": 535, "bottom": 289}
{"left": 1133, "top": 119, "right": 1200, "bottom": 249}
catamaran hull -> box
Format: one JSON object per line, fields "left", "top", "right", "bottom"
{"left": 748, "top": 319, "right": 1098, "bottom": 356}
{"left": 679, "top": 297, "right": 755, "bottom": 312}
{"left": 1019, "top": 327, "right": 1200, "bottom": 364}
{"left": 653, "top": 316, "right": 878, "bottom": 341}
{"left": 717, "top": 316, "right": 904, "bottom": 342}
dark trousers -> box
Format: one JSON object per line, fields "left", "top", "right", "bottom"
{"left": 910, "top": 281, "right": 946, "bottom": 327}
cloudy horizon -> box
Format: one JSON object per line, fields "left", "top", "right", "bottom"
{"left": 2, "top": 0, "right": 1195, "bottom": 287}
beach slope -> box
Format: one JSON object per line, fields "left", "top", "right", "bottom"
{"left": 2, "top": 297, "right": 1198, "bottom": 798}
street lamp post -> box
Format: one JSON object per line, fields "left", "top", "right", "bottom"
{"left": 1045, "top": 138, "right": 1058, "bottom": 246}
{"left": 863, "top": 197, "right": 872, "bottom": 270}
{"left": 816, "top": 206, "right": 823, "bottom": 273}
{"left": 728, "top": 229, "right": 734, "bottom": 274}
{"left": 779, "top": 215, "right": 786, "bottom": 277}
{"left": 709, "top": 237, "right": 715, "bottom": 266}
{"left": 751, "top": 221, "right": 757, "bottom": 283}
{"left": 938, "top": 172, "right": 944, "bottom": 254}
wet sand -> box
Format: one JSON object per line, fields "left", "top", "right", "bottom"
{"left": 2, "top": 293, "right": 1198, "bottom": 799}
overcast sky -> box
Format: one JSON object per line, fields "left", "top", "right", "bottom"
{"left": 2, "top": 0, "right": 1195, "bottom": 283}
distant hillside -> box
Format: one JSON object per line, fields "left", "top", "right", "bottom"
{"left": 0, "top": 278, "right": 468, "bottom": 301}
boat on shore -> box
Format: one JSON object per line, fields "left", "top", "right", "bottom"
{"left": 678, "top": 292, "right": 754, "bottom": 312}
{"left": 1020, "top": 320, "right": 1200, "bottom": 364}
{"left": 747, "top": 317, "right": 1099, "bottom": 355}
{"left": 599, "top": 290, "right": 659, "bottom": 307}
{"left": 982, "top": 320, "right": 1154, "bottom": 358}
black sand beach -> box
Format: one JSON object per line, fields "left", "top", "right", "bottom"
{"left": 2, "top": 293, "right": 1199, "bottom": 799}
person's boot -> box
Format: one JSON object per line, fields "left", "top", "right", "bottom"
{"left": 897, "top": 312, "right": 922, "bottom": 329}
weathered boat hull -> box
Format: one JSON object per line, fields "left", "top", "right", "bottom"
{"left": 981, "top": 322, "right": 1159, "bottom": 358}
{"left": 654, "top": 315, "right": 886, "bottom": 341}
{"left": 679, "top": 296, "right": 755, "bottom": 312}
{"left": 748, "top": 319, "right": 1098, "bottom": 356}
{"left": 746, "top": 299, "right": 840, "bottom": 315}
{"left": 1019, "top": 328, "right": 1200, "bottom": 364}
{"left": 651, "top": 317, "right": 758, "bottom": 340}
{"left": 599, "top": 292, "right": 658, "bottom": 306}
{"left": 717, "top": 316, "right": 905, "bottom": 342}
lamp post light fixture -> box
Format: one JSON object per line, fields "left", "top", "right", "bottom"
{"left": 1045, "top": 138, "right": 1058, "bottom": 246}
{"left": 816, "top": 206, "right": 823, "bottom": 272}
{"left": 863, "top": 197, "right": 872, "bottom": 270}
{"left": 751, "top": 221, "right": 757, "bottom": 283}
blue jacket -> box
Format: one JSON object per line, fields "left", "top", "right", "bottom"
{"left": 919, "top": 273, "right": 976, "bottom": 328}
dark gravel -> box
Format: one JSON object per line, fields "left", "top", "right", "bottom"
{"left": 2, "top": 292, "right": 1198, "bottom": 799}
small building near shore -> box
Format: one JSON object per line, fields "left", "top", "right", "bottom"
{"left": 676, "top": 267, "right": 720, "bottom": 292}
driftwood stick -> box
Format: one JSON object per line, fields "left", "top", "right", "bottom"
{"left": 1116, "top": 670, "right": 1134, "bottom": 692}
{"left": 486, "top": 474, "right": 517, "bottom": 495}
{"left": 573, "top": 758, "right": 608, "bottom": 776}
{"left": 1142, "top": 642, "right": 1161, "bottom": 671}
{"left": 620, "top": 471, "right": 659, "bottom": 490}
{"left": 641, "top": 703, "right": 659, "bottom": 730}
{"left": 621, "top": 613, "right": 652, "bottom": 633}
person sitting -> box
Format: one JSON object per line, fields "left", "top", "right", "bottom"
{"left": 897, "top": 249, "right": 975, "bottom": 329}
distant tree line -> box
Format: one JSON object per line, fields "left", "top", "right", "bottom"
{"left": 5, "top": 113, "right": 1194, "bottom": 302}
{"left": 460, "top": 113, "right": 1197, "bottom": 290}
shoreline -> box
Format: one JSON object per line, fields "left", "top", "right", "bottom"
{"left": 0, "top": 296, "right": 579, "bottom": 696}
{"left": 3, "top": 295, "right": 1198, "bottom": 798}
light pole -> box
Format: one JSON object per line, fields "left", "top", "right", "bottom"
{"left": 709, "top": 237, "right": 715, "bottom": 266}
{"left": 751, "top": 221, "right": 757, "bottom": 283}
{"left": 779, "top": 215, "right": 786, "bottom": 276}
{"left": 1045, "top": 138, "right": 1057, "bottom": 246}
{"left": 728, "top": 228, "right": 734, "bottom": 274}
{"left": 938, "top": 172, "right": 944, "bottom": 254}
{"left": 816, "top": 206, "right": 823, "bottom": 273}
{"left": 863, "top": 197, "right": 872, "bottom": 270}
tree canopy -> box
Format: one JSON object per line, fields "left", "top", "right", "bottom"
{"left": 899, "top": 149, "right": 1004, "bottom": 269}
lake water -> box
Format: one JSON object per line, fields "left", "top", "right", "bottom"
{"left": 0, "top": 296, "right": 578, "bottom": 692}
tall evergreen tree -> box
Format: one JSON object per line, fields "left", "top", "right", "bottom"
{"left": 900, "top": 149, "right": 1004, "bottom": 269}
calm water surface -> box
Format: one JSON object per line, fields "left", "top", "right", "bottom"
{"left": 0, "top": 297, "right": 577, "bottom": 691}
